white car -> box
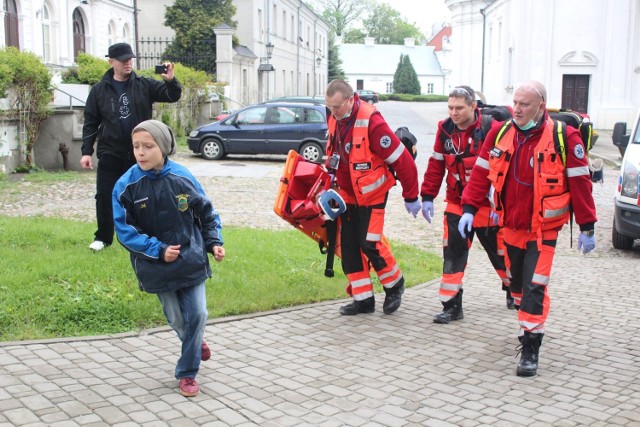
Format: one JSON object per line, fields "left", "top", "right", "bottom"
{"left": 612, "top": 110, "right": 640, "bottom": 249}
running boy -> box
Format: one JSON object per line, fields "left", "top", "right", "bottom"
{"left": 112, "top": 120, "right": 224, "bottom": 397}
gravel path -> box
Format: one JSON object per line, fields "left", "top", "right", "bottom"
{"left": 0, "top": 148, "right": 631, "bottom": 260}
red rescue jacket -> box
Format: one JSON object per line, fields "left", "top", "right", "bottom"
{"left": 461, "top": 114, "right": 597, "bottom": 233}
{"left": 326, "top": 99, "right": 418, "bottom": 206}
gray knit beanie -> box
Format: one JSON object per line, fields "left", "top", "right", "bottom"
{"left": 132, "top": 120, "right": 176, "bottom": 157}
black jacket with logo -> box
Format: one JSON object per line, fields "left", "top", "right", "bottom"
{"left": 81, "top": 69, "right": 182, "bottom": 161}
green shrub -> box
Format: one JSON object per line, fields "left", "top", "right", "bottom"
{"left": 380, "top": 93, "right": 447, "bottom": 102}
{"left": 138, "top": 62, "right": 214, "bottom": 136}
{"left": 61, "top": 53, "right": 110, "bottom": 85}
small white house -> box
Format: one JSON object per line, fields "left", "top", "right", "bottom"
{"left": 338, "top": 37, "right": 445, "bottom": 95}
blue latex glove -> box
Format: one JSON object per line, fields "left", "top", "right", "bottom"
{"left": 489, "top": 211, "right": 500, "bottom": 225}
{"left": 405, "top": 200, "right": 421, "bottom": 218}
{"left": 578, "top": 232, "right": 596, "bottom": 254}
{"left": 458, "top": 212, "right": 474, "bottom": 238}
{"left": 421, "top": 201, "right": 434, "bottom": 223}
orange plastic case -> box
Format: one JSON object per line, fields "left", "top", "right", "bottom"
{"left": 274, "top": 150, "right": 339, "bottom": 254}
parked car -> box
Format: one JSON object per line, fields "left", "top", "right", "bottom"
{"left": 355, "top": 90, "right": 379, "bottom": 104}
{"left": 188, "top": 102, "right": 328, "bottom": 162}
{"left": 612, "top": 110, "right": 640, "bottom": 249}
{"left": 267, "top": 96, "right": 325, "bottom": 104}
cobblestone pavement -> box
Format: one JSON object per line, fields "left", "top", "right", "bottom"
{"left": 1, "top": 102, "right": 639, "bottom": 426}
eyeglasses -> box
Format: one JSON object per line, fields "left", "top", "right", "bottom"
{"left": 449, "top": 87, "right": 474, "bottom": 101}
{"left": 326, "top": 97, "right": 350, "bottom": 110}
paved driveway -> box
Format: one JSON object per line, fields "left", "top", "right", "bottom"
{"left": 1, "top": 102, "right": 639, "bottom": 426}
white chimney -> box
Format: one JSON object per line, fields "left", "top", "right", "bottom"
{"left": 404, "top": 37, "right": 415, "bottom": 47}
{"left": 364, "top": 37, "right": 375, "bottom": 46}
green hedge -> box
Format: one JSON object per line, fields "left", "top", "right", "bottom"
{"left": 379, "top": 93, "right": 448, "bottom": 102}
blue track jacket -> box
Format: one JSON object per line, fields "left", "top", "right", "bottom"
{"left": 113, "top": 160, "right": 223, "bottom": 293}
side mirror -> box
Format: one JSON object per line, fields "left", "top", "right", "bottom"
{"left": 612, "top": 122, "right": 630, "bottom": 148}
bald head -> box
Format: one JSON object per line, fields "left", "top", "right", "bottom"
{"left": 512, "top": 80, "right": 547, "bottom": 128}
{"left": 518, "top": 80, "right": 546, "bottom": 103}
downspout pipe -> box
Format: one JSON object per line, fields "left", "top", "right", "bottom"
{"left": 480, "top": 7, "right": 486, "bottom": 93}
{"left": 297, "top": 1, "right": 302, "bottom": 95}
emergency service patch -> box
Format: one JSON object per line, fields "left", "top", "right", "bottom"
{"left": 444, "top": 138, "right": 453, "bottom": 152}
{"left": 345, "top": 142, "right": 352, "bottom": 154}
{"left": 574, "top": 144, "right": 585, "bottom": 159}
{"left": 176, "top": 194, "right": 189, "bottom": 212}
{"left": 530, "top": 157, "right": 534, "bottom": 168}
{"left": 380, "top": 135, "right": 392, "bottom": 148}
{"left": 353, "top": 162, "right": 372, "bottom": 171}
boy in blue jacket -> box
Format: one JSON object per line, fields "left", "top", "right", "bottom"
{"left": 112, "top": 120, "right": 225, "bottom": 397}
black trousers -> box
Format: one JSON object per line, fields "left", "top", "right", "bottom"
{"left": 94, "top": 154, "right": 135, "bottom": 245}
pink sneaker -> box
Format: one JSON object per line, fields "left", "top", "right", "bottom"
{"left": 179, "top": 377, "right": 199, "bottom": 397}
{"left": 201, "top": 341, "right": 211, "bottom": 361}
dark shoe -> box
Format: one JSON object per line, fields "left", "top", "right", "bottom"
{"left": 383, "top": 283, "right": 404, "bottom": 314}
{"left": 340, "top": 297, "right": 375, "bottom": 315}
{"left": 516, "top": 332, "right": 544, "bottom": 377}
{"left": 179, "top": 377, "right": 199, "bottom": 397}
{"left": 505, "top": 287, "right": 516, "bottom": 310}
{"left": 201, "top": 341, "right": 211, "bottom": 361}
{"left": 433, "top": 289, "right": 463, "bottom": 324}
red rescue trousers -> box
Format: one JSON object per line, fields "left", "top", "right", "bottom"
{"left": 340, "top": 200, "right": 403, "bottom": 301}
{"left": 503, "top": 228, "right": 558, "bottom": 334}
{"left": 438, "top": 203, "right": 510, "bottom": 303}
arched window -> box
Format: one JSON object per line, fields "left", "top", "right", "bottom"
{"left": 73, "top": 8, "right": 86, "bottom": 62}
{"left": 41, "top": 3, "right": 52, "bottom": 62}
{"left": 3, "top": 0, "right": 19, "bottom": 48}
{"left": 107, "top": 21, "right": 115, "bottom": 47}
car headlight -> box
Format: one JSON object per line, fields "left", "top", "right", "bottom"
{"left": 620, "top": 160, "right": 639, "bottom": 199}
{"left": 189, "top": 130, "right": 199, "bottom": 137}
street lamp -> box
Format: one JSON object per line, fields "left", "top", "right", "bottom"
{"left": 261, "top": 41, "right": 274, "bottom": 62}
{"left": 316, "top": 56, "right": 321, "bottom": 67}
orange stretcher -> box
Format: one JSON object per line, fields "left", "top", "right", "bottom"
{"left": 274, "top": 151, "right": 341, "bottom": 276}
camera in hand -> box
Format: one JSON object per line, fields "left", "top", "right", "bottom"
{"left": 155, "top": 64, "right": 168, "bottom": 74}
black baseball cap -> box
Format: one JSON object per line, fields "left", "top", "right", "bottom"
{"left": 105, "top": 43, "right": 135, "bottom": 61}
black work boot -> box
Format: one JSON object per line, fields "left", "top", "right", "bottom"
{"left": 383, "top": 282, "right": 405, "bottom": 315}
{"left": 433, "top": 289, "right": 464, "bottom": 324}
{"left": 516, "top": 332, "right": 544, "bottom": 377}
{"left": 339, "top": 296, "right": 375, "bottom": 315}
{"left": 504, "top": 285, "right": 516, "bottom": 310}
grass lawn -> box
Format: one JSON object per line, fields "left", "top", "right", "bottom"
{"left": 0, "top": 216, "right": 441, "bottom": 341}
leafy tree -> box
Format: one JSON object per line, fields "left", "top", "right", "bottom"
{"left": 363, "top": 3, "right": 424, "bottom": 45}
{"left": 315, "top": 0, "right": 371, "bottom": 36}
{"left": 342, "top": 28, "right": 365, "bottom": 44}
{"left": 0, "top": 47, "right": 53, "bottom": 168}
{"left": 163, "top": 0, "right": 237, "bottom": 73}
{"left": 393, "top": 54, "right": 421, "bottom": 95}
{"left": 327, "top": 33, "right": 345, "bottom": 82}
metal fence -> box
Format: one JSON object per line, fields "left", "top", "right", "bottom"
{"left": 137, "top": 37, "right": 216, "bottom": 75}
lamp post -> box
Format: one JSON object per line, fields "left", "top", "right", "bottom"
{"left": 259, "top": 42, "right": 275, "bottom": 101}
{"left": 314, "top": 56, "right": 321, "bottom": 95}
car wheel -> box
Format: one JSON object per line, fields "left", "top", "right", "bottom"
{"left": 612, "top": 217, "right": 635, "bottom": 250}
{"left": 367, "top": 99, "right": 374, "bottom": 105}
{"left": 300, "top": 142, "right": 323, "bottom": 163}
{"left": 201, "top": 138, "right": 225, "bottom": 160}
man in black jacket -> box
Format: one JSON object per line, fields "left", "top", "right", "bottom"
{"left": 81, "top": 42, "right": 182, "bottom": 251}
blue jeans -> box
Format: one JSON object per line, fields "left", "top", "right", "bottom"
{"left": 157, "top": 282, "right": 208, "bottom": 379}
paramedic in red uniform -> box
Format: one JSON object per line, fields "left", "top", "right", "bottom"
{"left": 420, "top": 85, "right": 512, "bottom": 325}
{"left": 460, "top": 80, "right": 597, "bottom": 376}
{"left": 324, "top": 79, "right": 420, "bottom": 315}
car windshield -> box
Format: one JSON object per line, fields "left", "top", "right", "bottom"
{"left": 634, "top": 123, "right": 640, "bottom": 144}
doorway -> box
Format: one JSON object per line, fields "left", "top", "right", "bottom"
{"left": 561, "top": 75, "right": 589, "bottom": 113}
